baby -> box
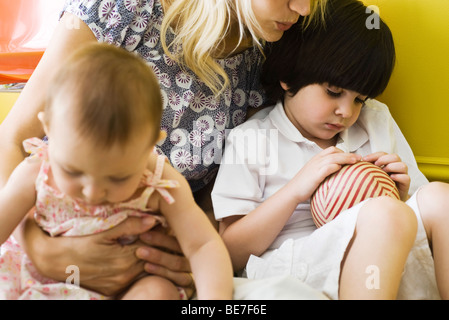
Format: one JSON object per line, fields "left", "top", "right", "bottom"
{"left": 0, "top": 43, "right": 233, "bottom": 300}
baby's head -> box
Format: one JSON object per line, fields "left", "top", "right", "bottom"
{"left": 40, "top": 43, "right": 163, "bottom": 205}
{"left": 42, "top": 42, "right": 162, "bottom": 149}
{"left": 262, "top": 0, "right": 396, "bottom": 105}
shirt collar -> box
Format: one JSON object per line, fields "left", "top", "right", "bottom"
{"left": 337, "top": 120, "right": 369, "bottom": 152}
{"left": 269, "top": 101, "right": 369, "bottom": 151}
{"left": 269, "top": 102, "right": 308, "bottom": 143}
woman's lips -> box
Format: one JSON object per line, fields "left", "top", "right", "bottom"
{"left": 276, "top": 22, "right": 294, "bottom": 31}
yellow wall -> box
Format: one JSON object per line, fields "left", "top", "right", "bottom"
{"left": 363, "top": 0, "right": 449, "bottom": 182}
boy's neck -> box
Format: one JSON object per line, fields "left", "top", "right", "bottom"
{"left": 313, "top": 136, "right": 339, "bottom": 150}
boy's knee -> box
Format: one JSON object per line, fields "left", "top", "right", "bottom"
{"left": 358, "top": 196, "right": 417, "bottom": 239}
{"left": 417, "top": 181, "right": 449, "bottom": 233}
{"left": 418, "top": 182, "right": 449, "bottom": 209}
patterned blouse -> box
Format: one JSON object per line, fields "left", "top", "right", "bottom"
{"left": 63, "top": 0, "right": 266, "bottom": 192}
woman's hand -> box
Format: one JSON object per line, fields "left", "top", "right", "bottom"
{"left": 363, "top": 152, "right": 411, "bottom": 201}
{"left": 22, "top": 214, "right": 193, "bottom": 297}
{"left": 137, "top": 225, "right": 194, "bottom": 296}
{"left": 23, "top": 215, "right": 157, "bottom": 296}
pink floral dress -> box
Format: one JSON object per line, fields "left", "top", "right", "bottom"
{"left": 0, "top": 138, "right": 180, "bottom": 299}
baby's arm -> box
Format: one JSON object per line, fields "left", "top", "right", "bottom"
{"left": 0, "top": 159, "right": 39, "bottom": 244}
{"left": 158, "top": 162, "right": 233, "bottom": 300}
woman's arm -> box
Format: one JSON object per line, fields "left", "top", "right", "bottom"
{"left": 0, "top": 13, "right": 97, "bottom": 187}
{"left": 0, "top": 160, "right": 38, "bottom": 244}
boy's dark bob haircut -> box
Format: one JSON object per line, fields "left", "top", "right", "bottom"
{"left": 262, "top": 0, "right": 396, "bottom": 105}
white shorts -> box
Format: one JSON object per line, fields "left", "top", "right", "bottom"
{"left": 246, "top": 190, "right": 440, "bottom": 300}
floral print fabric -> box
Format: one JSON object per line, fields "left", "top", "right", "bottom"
{"left": 63, "top": 0, "right": 266, "bottom": 192}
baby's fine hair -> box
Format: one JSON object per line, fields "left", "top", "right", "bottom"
{"left": 262, "top": 0, "right": 396, "bottom": 105}
{"left": 45, "top": 42, "right": 162, "bottom": 147}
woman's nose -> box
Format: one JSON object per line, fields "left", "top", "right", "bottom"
{"left": 289, "top": 0, "right": 311, "bottom": 16}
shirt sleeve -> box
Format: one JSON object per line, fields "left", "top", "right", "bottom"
{"left": 211, "top": 125, "right": 266, "bottom": 221}
{"left": 63, "top": 0, "right": 157, "bottom": 49}
{"left": 390, "top": 114, "right": 429, "bottom": 194}
{"left": 361, "top": 100, "right": 428, "bottom": 195}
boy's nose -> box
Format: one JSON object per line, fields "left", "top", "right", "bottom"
{"left": 336, "top": 102, "right": 354, "bottom": 118}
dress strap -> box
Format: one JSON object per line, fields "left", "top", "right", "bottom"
{"left": 23, "top": 137, "right": 48, "bottom": 162}
{"left": 142, "top": 155, "right": 180, "bottom": 205}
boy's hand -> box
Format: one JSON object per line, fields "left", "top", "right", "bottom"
{"left": 289, "top": 147, "right": 362, "bottom": 203}
{"left": 363, "top": 152, "right": 411, "bottom": 201}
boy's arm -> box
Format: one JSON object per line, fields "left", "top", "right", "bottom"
{"left": 159, "top": 162, "right": 233, "bottom": 300}
{"left": 0, "top": 159, "right": 39, "bottom": 244}
{"left": 218, "top": 183, "right": 302, "bottom": 271}
{"left": 215, "top": 146, "right": 362, "bottom": 271}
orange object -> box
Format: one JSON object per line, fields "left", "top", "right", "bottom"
{"left": 0, "top": 0, "right": 60, "bottom": 84}
{"left": 0, "top": 51, "right": 44, "bottom": 84}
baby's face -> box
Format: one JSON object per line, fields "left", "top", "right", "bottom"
{"left": 42, "top": 109, "right": 154, "bottom": 206}
{"left": 281, "top": 82, "right": 367, "bottom": 148}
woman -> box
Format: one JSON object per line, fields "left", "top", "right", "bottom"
{"left": 0, "top": 0, "right": 325, "bottom": 297}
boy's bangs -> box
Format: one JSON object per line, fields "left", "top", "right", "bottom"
{"left": 322, "top": 38, "right": 395, "bottom": 98}
{"left": 262, "top": 0, "right": 396, "bottom": 103}
{"left": 303, "top": 4, "right": 395, "bottom": 98}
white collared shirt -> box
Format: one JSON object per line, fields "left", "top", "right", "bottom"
{"left": 212, "top": 100, "right": 428, "bottom": 249}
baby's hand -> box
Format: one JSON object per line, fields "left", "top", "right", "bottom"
{"left": 363, "top": 152, "right": 411, "bottom": 201}
{"left": 288, "top": 147, "right": 362, "bottom": 203}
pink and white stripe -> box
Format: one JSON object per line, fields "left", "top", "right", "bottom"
{"left": 311, "top": 161, "right": 400, "bottom": 228}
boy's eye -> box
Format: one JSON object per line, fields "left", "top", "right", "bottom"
{"left": 355, "top": 97, "right": 366, "bottom": 105}
{"left": 326, "top": 89, "right": 342, "bottom": 97}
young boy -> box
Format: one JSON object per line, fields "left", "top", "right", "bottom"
{"left": 212, "top": 0, "right": 447, "bottom": 300}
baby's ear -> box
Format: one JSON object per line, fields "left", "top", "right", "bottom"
{"left": 37, "top": 112, "right": 49, "bottom": 136}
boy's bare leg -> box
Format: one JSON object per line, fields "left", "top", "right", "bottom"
{"left": 418, "top": 182, "right": 449, "bottom": 298}
{"left": 339, "top": 197, "right": 417, "bottom": 299}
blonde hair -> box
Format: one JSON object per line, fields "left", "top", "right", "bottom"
{"left": 45, "top": 43, "right": 162, "bottom": 148}
{"left": 161, "top": 0, "right": 328, "bottom": 96}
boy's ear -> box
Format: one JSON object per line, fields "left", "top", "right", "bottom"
{"left": 37, "top": 112, "right": 49, "bottom": 136}
{"left": 280, "top": 81, "right": 289, "bottom": 91}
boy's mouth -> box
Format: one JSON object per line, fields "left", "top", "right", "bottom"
{"left": 325, "top": 123, "right": 345, "bottom": 131}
